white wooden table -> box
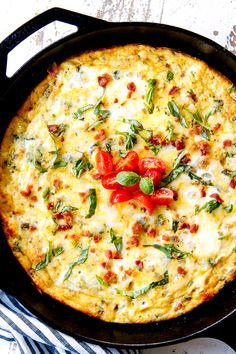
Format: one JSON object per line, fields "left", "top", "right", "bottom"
{"left": 0, "top": 1, "right": 235, "bottom": 353}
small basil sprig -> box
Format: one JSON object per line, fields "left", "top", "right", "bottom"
{"left": 185, "top": 109, "right": 211, "bottom": 141}
{"left": 74, "top": 89, "right": 110, "bottom": 121}
{"left": 85, "top": 189, "right": 97, "bottom": 218}
{"left": 74, "top": 104, "right": 94, "bottom": 119}
{"left": 63, "top": 247, "right": 89, "bottom": 281}
{"left": 33, "top": 149, "right": 48, "bottom": 173}
{"left": 195, "top": 199, "right": 222, "bottom": 214}
{"left": 144, "top": 244, "right": 189, "bottom": 259}
{"left": 35, "top": 242, "right": 64, "bottom": 271}
{"left": 116, "top": 131, "right": 137, "bottom": 151}
{"left": 144, "top": 79, "right": 157, "bottom": 114}
{"left": 49, "top": 123, "right": 67, "bottom": 137}
{"left": 188, "top": 171, "right": 213, "bottom": 186}
{"left": 159, "top": 150, "right": 190, "bottom": 187}
{"left": 110, "top": 228, "right": 123, "bottom": 252}
{"left": 165, "top": 122, "right": 174, "bottom": 142}
{"left": 139, "top": 177, "right": 154, "bottom": 195}
{"left": 116, "top": 271, "right": 169, "bottom": 299}
{"left": 168, "top": 100, "right": 188, "bottom": 128}
{"left": 205, "top": 99, "right": 224, "bottom": 119}
{"left": 221, "top": 169, "right": 236, "bottom": 178}
{"left": 72, "top": 155, "right": 93, "bottom": 178}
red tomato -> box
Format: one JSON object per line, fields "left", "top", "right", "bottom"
{"left": 138, "top": 157, "right": 166, "bottom": 174}
{"left": 110, "top": 189, "right": 132, "bottom": 204}
{"left": 96, "top": 150, "right": 113, "bottom": 175}
{"left": 151, "top": 188, "right": 174, "bottom": 205}
{"left": 115, "top": 151, "right": 139, "bottom": 172}
{"left": 101, "top": 172, "right": 120, "bottom": 190}
{"left": 133, "top": 191, "right": 154, "bottom": 214}
{"left": 143, "top": 169, "right": 162, "bottom": 187}
{"left": 122, "top": 183, "right": 140, "bottom": 192}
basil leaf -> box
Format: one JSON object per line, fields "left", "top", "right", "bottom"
{"left": 144, "top": 79, "right": 157, "bottom": 114}
{"left": 116, "top": 131, "right": 137, "bottom": 151}
{"left": 73, "top": 104, "right": 94, "bottom": 119}
{"left": 87, "top": 118, "right": 105, "bottom": 131}
{"left": 72, "top": 156, "right": 93, "bottom": 178}
{"left": 172, "top": 220, "right": 179, "bottom": 232}
{"left": 168, "top": 100, "right": 188, "bottom": 128}
{"left": 224, "top": 204, "right": 233, "bottom": 213}
{"left": 42, "top": 187, "right": 50, "bottom": 201}
{"left": 52, "top": 246, "right": 64, "bottom": 257}
{"left": 205, "top": 99, "right": 224, "bottom": 120}
{"left": 116, "top": 171, "right": 140, "bottom": 186}
{"left": 166, "top": 71, "right": 174, "bottom": 82}
{"left": 94, "top": 89, "right": 111, "bottom": 118}
{"left": 52, "top": 160, "right": 68, "bottom": 169}
{"left": 139, "top": 177, "right": 154, "bottom": 195}
{"left": 96, "top": 275, "right": 109, "bottom": 287}
{"left": 50, "top": 123, "right": 67, "bottom": 137}
{"left": 116, "top": 271, "right": 169, "bottom": 299}
{"left": 63, "top": 247, "right": 89, "bottom": 281}
{"left": 221, "top": 169, "right": 236, "bottom": 178}
{"left": 145, "top": 141, "right": 161, "bottom": 155}
{"left": 159, "top": 164, "right": 189, "bottom": 188}
{"left": 110, "top": 228, "right": 123, "bottom": 252}
{"left": 35, "top": 242, "right": 64, "bottom": 271}
{"left": 61, "top": 205, "right": 78, "bottom": 213}
{"left": 173, "top": 150, "right": 186, "bottom": 169}
{"left": 195, "top": 199, "right": 222, "bottom": 214}
{"left": 105, "top": 143, "right": 112, "bottom": 153}
{"left": 85, "top": 188, "right": 97, "bottom": 218}
{"left": 229, "top": 85, "right": 235, "bottom": 94}
{"left": 123, "top": 119, "right": 144, "bottom": 134}
{"left": 185, "top": 109, "right": 211, "bottom": 139}
{"left": 166, "top": 122, "right": 174, "bottom": 142}
{"left": 188, "top": 172, "right": 213, "bottom": 186}
{"left": 33, "top": 149, "right": 48, "bottom": 173}
{"left": 113, "top": 70, "right": 121, "bottom": 80}
{"left": 144, "top": 244, "right": 189, "bottom": 259}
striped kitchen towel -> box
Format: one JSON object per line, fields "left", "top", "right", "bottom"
{"left": 0, "top": 290, "right": 139, "bottom": 354}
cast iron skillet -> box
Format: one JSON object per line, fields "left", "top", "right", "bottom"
{"left": 0, "top": 7, "right": 235, "bottom": 348}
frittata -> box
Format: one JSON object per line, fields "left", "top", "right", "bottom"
{"left": 0, "top": 44, "right": 236, "bottom": 323}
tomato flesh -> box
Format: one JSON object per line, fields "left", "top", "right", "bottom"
{"left": 151, "top": 188, "right": 174, "bottom": 205}
{"left": 101, "top": 172, "right": 120, "bottom": 190}
{"left": 110, "top": 189, "right": 132, "bottom": 204}
{"left": 138, "top": 157, "right": 166, "bottom": 174}
{"left": 143, "top": 169, "right": 162, "bottom": 187}
{"left": 132, "top": 191, "right": 154, "bottom": 214}
{"left": 96, "top": 150, "right": 113, "bottom": 175}
{"left": 115, "top": 151, "right": 139, "bottom": 172}
{"left": 122, "top": 183, "right": 140, "bottom": 192}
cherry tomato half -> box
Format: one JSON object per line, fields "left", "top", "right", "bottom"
{"left": 115, "top": 151, "right": 139, "bottom": 172}
{"left": 132, "top": 191, "right": 154, "bottom": 214}
{"left": 122, "top": 183, "right": 140, "bottom": 192}
{"left": 143, "top": 169, "right": 162, "bottom": 187}
{"left": 110, "top": 189, "right": 132, "bottom": 204}
{"left": 96, "top": 150, "right": 113, "bottom": 175}
{"left": 151, "top": 188, "right": 174, "bottom": 205}
{"left": 101, "top": 172, "right": 120, "bottom": 190}
{"left": 138, "top": 157, "right": 166, "bottom": 174}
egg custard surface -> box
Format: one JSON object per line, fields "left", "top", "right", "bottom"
{"left": 0, "top": 44, "right": 236, "bottom": 323}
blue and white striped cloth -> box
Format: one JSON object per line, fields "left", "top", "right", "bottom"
{"left": 0, "top": 290, "right": 139, "bottom": 354}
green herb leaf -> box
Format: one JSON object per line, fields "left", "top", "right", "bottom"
{"left": 172, "top": 220, "right": 179, "bottom": 232}
{"left": 85, "top": 188, "right": 97, "bottom": 218}
{"left": 144, "top": 244, "right": 189, "bottom": 259}
{"left": 185, "top": 109, "right": 211, "bottom": 140}
{"left": 105, "top": 143, "right": 112, "bottom": 153}
{"left": 166, "top": 71, "right": 174, "bottom": 82}
{"left": 116, "top": 171, "right": 140, "bottom": 186}
{"left": 188, "top": 172, "right": 213, "bottom": 186}
{"left": 50, "top": 123, "right": 67, "bottom": 137}
{"left": 96, "top": 275, "right": 109, "bottom": 287}
{"left": 159, "top": 164, "right": 190, "bottom": 188}
{"left": 42, "top": 187, "right": 50, "bottom": 201}
{"left": 205, "top": 99, "right": 224, "bottom": 119}
{"left": 113, "top": 70, "right": 121, "bottom": 80}
{"left": 224, "top": 204, "right": 233, "bottom": 213}
{"left": 63, "top": 247, "right": 89, "bottom": 281}
{"left": 123, "top": 119, "right": 144, "bottom": 134}
{"left": 52, "top": 160, "right": 68, "bottom": 169}
{"left": 110, "top": 228, "right": 123, "bottom": 252}
{"left": 173, "top": 149, "right": 186, "bottom": 169}
{"left": 87, "top": 118, "right": 105, "bottom": 131}
{"left": 144, "top": 79, "right": 157, "bottom": 114}
{"left": 61, "top": 205, "right": 78, "bottom": 213}
{"left": 116, "top": 271, "right": 169, "bottom": 299}
{"left": 221, "top": 169, "right": 236, "bottom": 178}
{"left": 139, "top": 177, "right": 154, "bottom": 195}
{"left": 166, "top": 122, "right": 174, "bottom": 142}
{"left": 116, "top": 131, "right": 137, "bottom": 151}
{"left": 195, "top": 199, "right": 222, "bottom": 214}
{"left": 73, "top": 104, "right": 94, "bottom": 119}
{"left": 168, "top": 100, "right": 188, "bottom": 128}
{"left": 35, "top": 242, "right": 64, "bottom": 271}
{"left": 72, "top": 156, "right": 93, "bottom": 178}
{"left": 33, "top": 149, "right": 48, "bottom": 173}
{"left": 52, "top": 246, "right": 64, "bottom": 257}
{"left": 93, "top": 89, "right": 111, "bottom": 118}
{"left": 229, "top": 85, "right": 235, "bottom": 94}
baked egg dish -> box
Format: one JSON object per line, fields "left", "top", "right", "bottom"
{"left": 0, "top": 44, "right": 236, "bottom": 323}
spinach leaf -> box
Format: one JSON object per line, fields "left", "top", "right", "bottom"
{"left": 116, "top": 271, "right": 169, "bottom": 299}
{"left": 144, "top": 244, "right": 189, "bottom": 259}
{"left": 168, "top": 100, "right": 188, "bottom": 128}
{"left": 63, "top": 247, "right": 89, "bottom": 281}
{"left": 85, "top": 189, "right": 97, "bottom": 218}
{"left": 110, "top": 228, "right": 123, "bottom": 252}
{"left": 144, "top": 79, "right": 157, "bottom": 114}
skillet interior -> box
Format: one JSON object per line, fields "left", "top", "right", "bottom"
{"left": 0, "top": 9, "right": 235, "bottom": 347}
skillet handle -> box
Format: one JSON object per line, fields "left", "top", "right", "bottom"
{"left": 0, "top": 7, "right": 108, "bottom": 88}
